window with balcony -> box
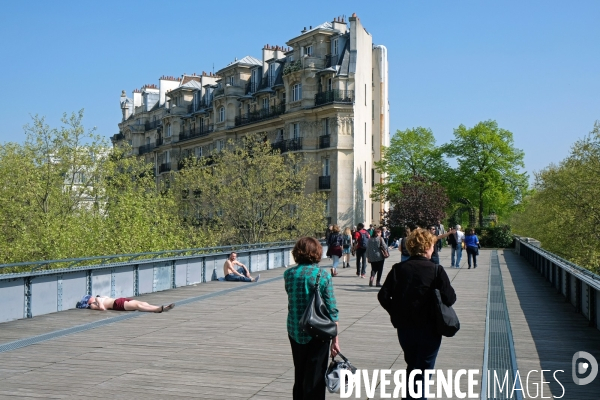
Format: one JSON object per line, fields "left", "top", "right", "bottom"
{"left": 323, "top": 158, "right": 330, "bottom": 176}
{"left": 166, "top": 124, "right": 172, "bottom": 137}
{"left": 291, "top": 123, "right": 300, "bottom": 140}
{"left": 228, "top": 76, "right": 234, "bottom": 86}
{"left": 219, "top": 107, "right": 225, "bottom": 122}
{"left": 262, "top": 97, "right": 269, "bottom": 112}
{"left": 303, "top": 45, "right": 313, "bottom": 56}
{"left": 292, "top": 84, "right": 302, "bottom": 102}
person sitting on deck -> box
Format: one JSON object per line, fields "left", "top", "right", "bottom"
{"left": 223, "top": 252, "right": 260, "bottom": 282}
{"left": 76, "top": 295, "right": 174, "bottom": 313}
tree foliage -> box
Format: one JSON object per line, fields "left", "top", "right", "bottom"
{"left": 373, "top": 127, "right": 450, "bottom": 199}
{"left": 0, "top": 111, "right": 210, "bottom": 264}
{"left": 511, "top": 121, "right": 600, "bottom": 273}
{"left": 173, "top": 134, "right": 326, "bottom": 244}
{"left": 384, "top": 175, "right": 449, "bottom": 229}
{"left": 443, "top": 120, "right": 528, "bottom": 226}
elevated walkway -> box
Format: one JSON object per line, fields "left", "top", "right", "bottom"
{"left": 0, "top": 248, "right": 599, "bottom": 399}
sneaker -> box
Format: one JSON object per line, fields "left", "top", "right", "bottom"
{"left": 376, "top": 283, "right": 382, "bottom": 287}
{"left": 255, "top": 274, "right": 260, "bottom": 282}
{"left": 163, "top": 303, "right": 175, "bottom": 312}
{"left": 474, "top": 265, "right": 477, "bottom": 268}
{"left": 356, "top": 272, "right": 360, "bottom": 276}
{"left": 369, "top": 278, "right": 373, "bottom": 287}
{"left": 361, "top": 274, "right": 366, "bottom": 279}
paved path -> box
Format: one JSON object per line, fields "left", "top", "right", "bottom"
{"left": 0, "top": 247, "right": 598, "bottom": 399}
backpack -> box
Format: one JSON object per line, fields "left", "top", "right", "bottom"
{"left": 342, "top": 235, "right": 351, "bottom": 248}
{"left": 447, "top": 232, "right": 457, "bottom": 249}
{"left": 358, "top": 230, "right": 370, "bottom": 249}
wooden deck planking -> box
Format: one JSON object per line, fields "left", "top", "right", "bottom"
{"left": 0, "top": 248, "right": 598, "bottom": 399}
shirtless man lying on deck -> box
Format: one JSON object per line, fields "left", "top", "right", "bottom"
{"left": 76, "top": 295, "right": 174, "bottom": 313}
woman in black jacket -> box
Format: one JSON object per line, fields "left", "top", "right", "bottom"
{"left": 378, "top": 228, "right": 456, "bottom": 399}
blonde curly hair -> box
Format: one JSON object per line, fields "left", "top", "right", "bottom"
{"left": 406, "top": 228, "right": 437, "bottom": 257}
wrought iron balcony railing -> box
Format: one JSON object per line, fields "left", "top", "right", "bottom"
{"left": 319, "top": 135, "right": 331, "bottom": 149}
{"left": 138, "top": 143, "right": 156, "bottom": 155}
{"left": 325, "top": 54, "right": 339, "bottom": 68}
{"left": 319, "top": 175, "right": 331, "bottom": 190}
{"left": 234, "top": 103, "right": 286, "bottom": 127}
{"left": 145, "top": 120, "right": 162, "bottom": 131}
{"left": 314, "top": 90, "right": 354, "bottom": 107}
{"left": 178, "top": 126, "right": 214, "bottom": 142}
{"left": 158, "top": 162, "right": 171, "bottom": 174}
{"left": 271, "top": 137, "right": 303, "bottom": 154}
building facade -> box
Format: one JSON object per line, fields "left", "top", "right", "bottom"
{"left": 113, "top": 14, "right": 389, "bottom": 228}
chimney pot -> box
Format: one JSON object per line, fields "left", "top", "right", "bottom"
{"left": 352, "top": 13, "right": 356, "bottom": 17}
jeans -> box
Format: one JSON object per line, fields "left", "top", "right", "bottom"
{"left": 397, "top": 327, "right": 442, "bottom": 399}
{"left": 224, "top": 267, "right": 251, "bottom": 282}
{"left": 356, "top": 248, "right": 367, "bottom": 275}
{"left": 332, "top": 255, "right": 340, "bottom": 269}
{"left": 466, "top": 246, "right": 478, "bottom": 267}
{"left": 430, "top": 255, "right": 439, "bottom": 265}
{"left": 289, "top": 336, "right": 330, "bottom": 400}
{"left": 451, "top": 246, "right": 463, "bottom": 267}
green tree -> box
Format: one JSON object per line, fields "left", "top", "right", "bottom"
{"left": 443, "top": 120, "right": 528, "bottom": 226}
{"left": 173, "top": 134, "right": 326, "bottom": 244}
{"left": 373, "top": 127, "right": 450, "bottom": 200}
{"left": 512, "top": 121, "right": 600, "bottom": 272}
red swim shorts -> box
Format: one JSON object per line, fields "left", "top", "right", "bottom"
{"left": 112, "top": 298, "right": 133, "bottom": 311}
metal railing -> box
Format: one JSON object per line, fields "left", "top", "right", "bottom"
{"left": 515, "top": 237, "right": 600, "bottom": 330}
{"left": 318, "top": 175, "right": 331, "bottom": 190}
{"left": 145, "top": 120, "right": 162, "bottom": 131}
{"left": 138, "top": 143, "right": 156, "bottom": 155}
{"left": 319, "top": 135, "right": 331, "bottom": 149}
{"left": 178, "top": 126, "right": 213, "bottom": 142}
{"left": 234, "top": 103, "right": 286, "bottom": 126}
{"left": 325, "top": 54, "right": 339, "bottom": 68}
{"left": 0, "top": 241, "right": 306, "bottom": 322}
{"left": 314, "top": 90, "right": 354, "bottom": 107}
{"left": 158, "top": 162, "right": 171, "bottom": 174}
{"left": 271, "top": 137, "right": 303, "bottom": 153}
{"left": 156, "top": 137, "right": 163, "bottom": 147}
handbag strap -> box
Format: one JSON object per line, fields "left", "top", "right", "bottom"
{"left": 314, "top": 271, "right": 322, "bottom": 290}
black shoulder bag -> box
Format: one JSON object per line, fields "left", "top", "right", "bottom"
{"left": 299, "top": 272, "right": 338, "bottom": 340}
{"left": 431, "top": 265, "right": 460, "bottom": 337}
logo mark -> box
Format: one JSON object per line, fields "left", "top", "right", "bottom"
{"left": 572, "top": 351, "right": 598, "bottom": 385}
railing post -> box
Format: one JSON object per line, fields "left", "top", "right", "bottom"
{"left": 24, "top": 277, "right": 32, "bottom": 319}
{"left": 565, "top": 273, "right": 571, "bottom": 303}
{"left": 57, "top": 274, "right": 63, "bottom": 312}
{"left": 576, "top": 279, "right": 582, "bottom": 313}
{"left": 202, "top": 257, "right": 206, "bottom": 283}
{"left": 110, "top": 268, "right": 116, "bottom": 298}
{"left": 590, "top": 288, "right": 597, "bottom": 328}
{"left": 266, "top": 249, "right": 270, "bottom": 270}
{"left": 134, "top": 265, "right": 139, "bottom": 296}
{"left": 171, "top": 261, "right": 176, "bottom": 289}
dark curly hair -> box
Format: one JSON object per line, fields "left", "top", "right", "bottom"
{"left": 292, "top": 237, "right": 322, "bottom": 265}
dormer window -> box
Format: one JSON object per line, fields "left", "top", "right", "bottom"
{"left": 228, "top": 76, "right": 234, "bottom": 86}
{"left": 333, "top": 39, "right": 338, "bottom": 55}
{"left": 302, "top": 45, "right": 313, "bottom": 56}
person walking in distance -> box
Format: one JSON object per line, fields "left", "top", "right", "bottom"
{"left": 426, "top": 225, "right": 456, "bottom": 266}
{"left": 327, "top": 225, "right": 343, "bottom": 276}
{"left": 451, "top": 225, "right": 465, "bottom": 268}
{"left": 341, "top": 227, "right": 352, "bottom": 268}
{"left": 400, "top": 227, "right": 411, "bottom": 262}
{"left": 367, "top": 227, "right": 389, "bottom": 287}
{"left": 353, "top": 223, "right": 371, "bottom": 278}
{"left": 464, "top": 228, "right": 480, "bottom": 269}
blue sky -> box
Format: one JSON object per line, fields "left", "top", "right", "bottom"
{"left": 1, "top": 1, "right": 598, "bottom": 178}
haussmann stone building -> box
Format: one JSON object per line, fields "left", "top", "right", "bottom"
{"left": 113, "top": 13, "right": 389, "bottom": 229}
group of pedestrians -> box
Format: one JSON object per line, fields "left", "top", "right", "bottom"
{"left": 447, "top": 225, "right": 481, "bottom": 268}
{"left": 285, "top": 227, "right": 458, "bottom": 400}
